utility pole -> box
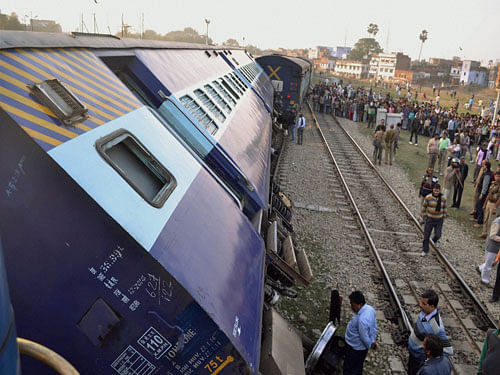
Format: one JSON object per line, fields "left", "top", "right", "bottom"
{"left": 204, "top": 19, "right": 210, "bottom": 45}
{"left": 93, "top": 13, "right": 98, "bottom": 34}
{"left": 140, "top": 13, "right": 144, "bottom": 39}
{"left": 386, "top": 23, "right": 390, "bottom": 52}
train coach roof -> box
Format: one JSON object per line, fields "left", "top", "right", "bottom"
{"left": 0, "top": 30, "right": 244, "bottom": 51}
{"left": 257, "top": 54, "right": 313, "bottom": 72}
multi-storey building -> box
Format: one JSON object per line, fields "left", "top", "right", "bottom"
{"left": 460, "top": 60, "right": 488, "bottom": 86}
{"left": 368, "top": 53, "right": 411, "bottom": 81}
{"left": 334, "top": 60, "right": 369, "bottom": 79}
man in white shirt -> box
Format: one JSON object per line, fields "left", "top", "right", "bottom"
{"left": 297, "top": 113, "right": 306, "bottom": 145}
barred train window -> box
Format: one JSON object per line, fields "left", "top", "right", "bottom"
{"left": 204, "top": 84, "right": 232, "bottom": 114}
{"left": 230, "top": 72, "right": 248, "bottom": 90}
{"left": 193, "top": 89, "right": 226, "bottom": 123}
{"left": 223, "top": 75, "right": 243, "bottom": 96}
{"left": 212, "top": 80, "right": 237, "bottom": 106}
{"left": 227, "top": 73, "right": 246, "bottom": 93}
{"left": 96, "top": 130, "right": 176, "bottom": 208}
{"left": 179, "top": 95, "right": 218, "bottom": 135}
{"left": 241, "top": 67, "right": 253, "bottom": 82}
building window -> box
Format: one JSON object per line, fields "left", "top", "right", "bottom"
{"left": 96, "top": 130, "right": 177, "bottom": 208}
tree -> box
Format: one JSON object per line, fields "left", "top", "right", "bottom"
{"left": 348, "top": 38, "right": 383, "bottom": 60}
{"left": 1, "top": 12, "right": 24, "bottom": 31}
{"left": 224, "top": 38, "right": 239, "bottom": 47}
{"left": 367, "top": 23, "right": 379, "bottom": 37}
{"left": 163, "top": 27, "right": 213, "bottom": 44}
{"left": 418, "top": 29, "right": 428, "bottom": 61}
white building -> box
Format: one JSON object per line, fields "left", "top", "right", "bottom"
{"left": 369, "top": 53, "right": 411, "bottom": 81}
{"left": 308, "top": 47, "right": 319, "bottom": 60}
{"left": 334, "top": 60, "right": 369, "bottom": 79}
{"left": 450, "top": 66, "right": 461, "bottom": 79}
{"left": 460, "top": 60, "right": 488, "bottom": 86}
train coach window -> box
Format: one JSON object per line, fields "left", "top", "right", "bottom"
{"left": 223, "top": 75, "right": 243, "bottom": 96}
{"left": 96, "top": 130, "right": 176, "bottom": 208}
{"left": 193, "top": 89, "right": 226, "bottom": 123}
{"left": 218, "top": 78, "right": 240, "bottom": 100}
{"left": 179, "top": 95, "right": 218, "bottom": 135}
{"left": 212, "top": 80, "right": 237, "bottom": 106}
{"left": 240, "top": 67, "right": 252, "bottom": 82}
{"left": 230, "top": 72, "right": 248, "bottom": 90}
{"left": 204, "top": 84, "right": 232, "bottom": 114}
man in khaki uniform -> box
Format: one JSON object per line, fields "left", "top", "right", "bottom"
{"left": 427, "top": 133, "right": 440, "bottom": 170}
{"left": 384, "top": 124, "right": 396, "bottom": 165}
{"left": 480, "top": 173, "right": 500, "bottom": 239}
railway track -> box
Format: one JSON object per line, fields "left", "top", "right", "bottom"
{"left": 306, "top": 103, "right": 496, "bottom": 374}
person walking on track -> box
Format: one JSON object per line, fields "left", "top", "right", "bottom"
{"left": 421, "top": 184, "right": 447, "bottom": 254}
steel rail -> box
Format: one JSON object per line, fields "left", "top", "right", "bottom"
{"left": 305, "top": 102, "right": 412, "bottom": 332}
{"left": 327, "top": 111, "right": 497, "bottom": 330}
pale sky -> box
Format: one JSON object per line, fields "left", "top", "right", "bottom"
{"left": 2, "top": 0, "right": 500, "bottom": 63}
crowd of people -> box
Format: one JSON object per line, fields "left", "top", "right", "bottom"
{"left": 306, "top": 80, "right": 500, "bottom": 374}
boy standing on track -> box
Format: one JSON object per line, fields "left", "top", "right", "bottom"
{"left": 421, "top": 184, "right": 447, "bottom": 254}
{"left": 407, "top": 290, "right": 453, "bottom": 375}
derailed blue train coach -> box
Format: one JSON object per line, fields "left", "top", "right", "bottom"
{"left": 0, "top": 31, "right": 314, "bottom": 374}
{"left": 255, "top": 54, "right": 313, "bottom": 113}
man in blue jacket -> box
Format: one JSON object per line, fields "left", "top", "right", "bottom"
{"left": 343, "top": 291, "right": 377, "bottom": 375}
{"left": 408, "top": 290, "right": 453, "bottom": 375}
{"left": 416, "top": 334, "right": 452, "bottom": 375}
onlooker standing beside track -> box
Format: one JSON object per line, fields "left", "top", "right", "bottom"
{"left": 438, "top": 132, "right": 450, "bottom": 176}
{"left": 422, "top": 184, "right": 447, "bottom": 254}
{"left": 489, "top": 254, "right": 500, "bottom": 303}
{"left": 384, "top": 124, "right": 396, "bottom": 165}
{"left": 473, "top": 144, "right": 490, "bottom": 183}
{"left": 407, "top": 290, "right": 453, "bottom": 375}
{"left": 451, "top": 156, "right": 468, "bottom": 209}
{"left": 288, "top": 107, "right": 297, "bottom": 142}
{"left": 419, "top": 168, "right": 439, "bottom": 206}
{"left": 479, "top": 217, "right": 500, "bottom": 287}
{"left": 479, "top": 173, "right": 500, "bottom": 239}
{"left": 394, "top": 122, "right": 402, "bottom": 156}
{"left": 415, "top": 334, "right": 452, "bottom": 375}
{"left": 297, "top": 113, "right": 306, "bottom": 145}
{"left": 373, "top": 125, "right": 384, "bottom": 165}
{"left": 427, "top": 134, "right": 440, "bottom": 170}
{"left": 343, "top": 291, "right": 377, "bottom": 375}
{"left": 477, "top": 316, "right": 500, "bottom": 373}
{"left": 473, "top": 161, "right": 492, "bottom": 228}
{"left": 443, "top": 159, "right": 459, "bottom": 205}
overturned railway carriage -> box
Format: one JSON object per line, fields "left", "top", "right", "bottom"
{"left": 256, "top": 54, "right": 313, "bottom": 112}
{"left": 0, "top": 31, "right": 315, "bottom": 374}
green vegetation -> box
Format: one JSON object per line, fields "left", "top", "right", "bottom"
{"left": 348, "top": 38, "right": 383, "bottom": 60}
{"left": 277, "top": 236, "right": 333, "bottom": 339}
